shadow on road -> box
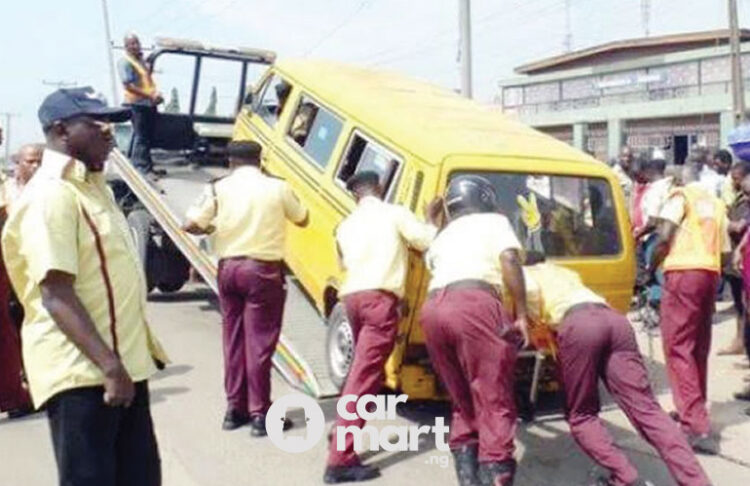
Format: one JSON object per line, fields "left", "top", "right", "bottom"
{"left": 150, "top": 385, "right": 190, "bottom": 404}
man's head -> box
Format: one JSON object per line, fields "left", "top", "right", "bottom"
{"left": 688, "top": 145, "right": 710, "bottom": 170}
{"left": 730, "top": 161, "right": 750, "bottom": 191}
{"left": 640, "top": 149, "right": 667, "bottom": 182}
{"left": 618, "top": 145, "right": 633, "bottom": 172}
{"left": 227, "top": 141, "right": 262, "bottom": 168}
{"left": 676, "top": 163, "right": 701, "bottom": 187}
{"left": 631, "top": 152, "right": 650, "bottom": 184}
{"left": 443, "top": 175, "right": 498, "bottom": 220}
{"left": 14, "top": 143, "right": 44, "bottom": 184}
{"left": 713, "top": 149, "right": 733, "bottom": 175}
{"left": 124, "top": 33, "right": 142, "bottom": 58}
{"left": 346, "top": 171, "right": 383, "bottom": 202}
{"left": 39, "top": 87, "right": 130, "bottom": 172}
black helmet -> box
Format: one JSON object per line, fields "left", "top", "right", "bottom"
{"left": 444, "top": 175, "right": 498, "bottom": 218}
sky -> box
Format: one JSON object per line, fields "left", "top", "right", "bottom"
{"left": 0, "top": 0, "right": 746, "bottom": 154}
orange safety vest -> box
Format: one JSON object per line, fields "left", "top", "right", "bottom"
{"left": 122, "top": 54, "right": 156, "bottom": 104}
{"left": 663, "top": 185, "right": 724, "bottom": 273}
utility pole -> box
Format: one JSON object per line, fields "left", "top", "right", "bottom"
{"left": 729, "top": 0, "right": 746, "bottom": 125}
{"left": 564, "top": 0, "right": 572, "bottom": 52}
{"left": 641, "top": 0, "right": 651, "bottom": 37}
{"left": 100, "top": 0, "right": 120, "bottom": 106}
{"left": 0, "top": 113, "right": 20, "bottom": 169}
{"left": 458, "top": 0, "right": 473, "bottom": 98}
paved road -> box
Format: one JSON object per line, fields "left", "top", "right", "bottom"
{"left": 2, "top": 284, "right": 750, "bottom": 486}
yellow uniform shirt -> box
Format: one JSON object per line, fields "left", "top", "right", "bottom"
{"left": 1, "top": 150, "right": 165, "bottom": 407}
{"left": 337, "top": 196, "right": 436, "bottom": 298}
{"left": 523, "top": 263, "right": 607, "bottom": 327}
{"left": 659, "top": 183, "right": 731, "bottom": 253}
{"left": 185, "top": 166, "right": 307, "bottom": 261}
{"left": 426, "top": 213, "right": 522, "bottom": 292}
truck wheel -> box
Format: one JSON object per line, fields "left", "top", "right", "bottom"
{"left": 326, "top": 303, "right": 355, "bottom": 391}
{"left": 126, "top": 209, "right": 156, "bottom": 292}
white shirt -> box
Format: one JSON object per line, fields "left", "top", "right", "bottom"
{"left": 698, "top": 166, "right": 723, "bottom": 197}
{"left": 336, "top": 196, "right": 436, "bottom": 298}
{"left": 426, "top": 213, "right": 522, "bottom": 291}
{"left": 641, "top": 176, "right": 674, "bottom": 221}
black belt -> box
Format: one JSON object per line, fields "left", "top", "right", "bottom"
{"left": 562, "top": 302, "right": 609, "bottom": 321}
{"left": 428, "top": 279, "right": 500, "bottom": 300}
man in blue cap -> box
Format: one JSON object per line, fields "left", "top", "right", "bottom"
{"left": 1, "top": 87, "right": 166, "bottom": 486}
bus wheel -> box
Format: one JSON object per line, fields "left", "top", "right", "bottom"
{"left": 326, "top": 303, "right": 355, "bottom": 391}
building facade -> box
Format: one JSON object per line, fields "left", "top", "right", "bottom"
{"left": 496, "top": 30, "right": 750, "bottom": 164}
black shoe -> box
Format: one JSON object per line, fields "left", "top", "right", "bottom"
{"left": 687, "top": 433, "right": 719, "bottom": 455}
{"left": 249, "top": 414, "right": 293, "bottom": 437}
{"left": 323, "top": 464, "right": 381, "bottom": 484}
{"left": 222, "top": 409, "right": 250, "bottom": 431}
{"left": 6, "top": 406, "right": 35, "bottom": 419}
{"left": 733, "top": 385, "right": 750, "bottom": 401}
{"left": 478, "top": 459, "right": 516, "bottom": 486}
{"left": 151, "top": 168, "right": 167, "bottom": 176}
{"left": 452, "top": 444, "right": 480, "bottom": 486}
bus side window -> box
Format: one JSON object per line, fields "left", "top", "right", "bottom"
{"left": 336, "top": 130, "right": 402, "bottom": 201}
{"left": 286, "top": 95, "right": 343, "bottom": 169}
{"left": 256, "top": 75, "right": 292, "bottom": 127}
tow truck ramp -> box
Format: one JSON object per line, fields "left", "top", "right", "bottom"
{"left": 109, "top": 149, "right": 338, "bottom": 398}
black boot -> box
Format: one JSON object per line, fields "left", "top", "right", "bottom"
{"left": 249, "top": 414, "right": 293, "bottom": 437}
{"left": 478, "top": 459, "right": 516, "bottom": 486}
{"left": 452, "top": 444, "right": 480, "bottom": 486}
{"left": 323, "top": 464, "right": 380, "bottom": 483}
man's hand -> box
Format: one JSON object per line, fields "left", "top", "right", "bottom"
{"left": 513, "top": 315, "right": 530, "bottom": 349}
{"left": 102, "top": 360, "right": 135, "bottom": 407}
{"left": 733, "top": 249, "right": 744, "bottom": 273}
{"left": 151, "top": 92, "right": 164, "bottom": 105}
{"left": 424, "top": 196, "right": 444, "bottom": 227}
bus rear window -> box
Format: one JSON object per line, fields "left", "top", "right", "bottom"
{"left": 451, "top": 171, "right": 621, "bottom": 257}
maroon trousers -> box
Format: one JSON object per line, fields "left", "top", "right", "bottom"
{"left": 558, "top": 304, "right": 709, "bottom": 486}
{"left": 660, "top": 270, "right": 718, "bottom": 436}
{"left": 0, "top": 260, "right": 30, "bottom": 413}
{"left": 420, "top": 288, "right": 517, "bottom": 463}
{"left": 328, "top": 290, "right": 400, "bottom": 467}
{"left": 217, "top": 258, "right": 285, "bottom": 417}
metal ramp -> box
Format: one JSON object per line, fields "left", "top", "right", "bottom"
{"left": 109, "top": 150, "right": 338, "bottom": 398}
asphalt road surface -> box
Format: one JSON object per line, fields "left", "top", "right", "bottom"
{"left": 2, "top": 283, "right": 750, "bottom": 486}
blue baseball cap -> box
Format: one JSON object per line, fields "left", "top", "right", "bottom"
{"left": 38, "top": 87, "right": 131, "bottom": 127}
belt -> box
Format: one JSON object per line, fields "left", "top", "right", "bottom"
{"left": 562, "top": 302, "right": 609, "bottom": 321}
{"left": 218, "top": 256, "right": 282, "bottom": 265}
{"left": 428, "top": 279, "right": 500, "bottom": 300}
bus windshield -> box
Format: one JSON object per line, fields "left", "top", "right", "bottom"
{"left": 451, "top": 171, "right": 622, "bottom": 257}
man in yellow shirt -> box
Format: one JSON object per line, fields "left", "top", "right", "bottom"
{"left": 1, "top": 87, "right": 165, "bottom": 486}
{"left": 648, "top": 164, "right": 730, "bottom": 455}
{"left": 524, "top": 255, "right": 710, "bottom": 486}
{"left": 324, "top": 170, "right": 439, "bottom": 484}
{"left": 420, "top": 175, "right": 529, "bottom": 486}
{"left": 183, "top": 140, "right": 308, "bottom": 436}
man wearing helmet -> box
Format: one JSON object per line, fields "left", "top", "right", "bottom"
{"left": 420, "top": 175, "right": 529, "bottom": 486}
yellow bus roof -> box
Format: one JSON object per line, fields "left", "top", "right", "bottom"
{"left": 275, "top": 59, "right": 606, "bottom": 170}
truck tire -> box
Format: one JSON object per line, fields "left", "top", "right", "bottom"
{"left": 326, "top": 303, "right": 355, "bottom": 391}
{"left": 126, "top": 209, "right": 156, "bottom": 292}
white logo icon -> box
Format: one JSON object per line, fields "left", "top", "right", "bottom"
{"left": 265, "top": 393, "right": 325, "bottom": 453}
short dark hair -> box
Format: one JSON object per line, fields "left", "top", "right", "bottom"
{"left": 227, "top": 140, "right": 261, "bottom": 163}
{"left": 345, "top": 171, "right": 380, "bottom": 192}
{"left": 715, "top": 149, "right": 733, "bottom": 165}
{"left": 647, "top": 157, "right": 666, "bottom": 174}
{"left": 731, "top": 160, "right": 750, "bottom": 177}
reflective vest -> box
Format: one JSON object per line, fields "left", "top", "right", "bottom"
{"left": 663, "top": 185, "right": 724, "bottom": 273}
{"left": 122, "top": 54, "right": 156, "bottom": 104}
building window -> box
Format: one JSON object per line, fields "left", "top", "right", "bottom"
{"left": 336, "top": 130, "right": 402, "bottom": 200}
{"left": 287, "top": 96, "right": 343, "bottom": 169}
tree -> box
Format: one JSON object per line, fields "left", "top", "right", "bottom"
{"left": 165, "top": 87, "right": 180, "bottom": 113}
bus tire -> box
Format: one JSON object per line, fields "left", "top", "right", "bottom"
{"left": 326, "top": 303, "right": 355, "bottom": 391}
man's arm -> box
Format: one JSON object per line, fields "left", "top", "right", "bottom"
{"left": 183, "top": 185, "right": 217, "bottom": 235}
{"left": 648, "top": 219, "right": 678, "bottom": 274}
{"left": 500, "top": 248, "right": 530, "bottom": 347}
{"left": 40, "top": 271, "right": 134, "bottom": 406}
{"left": 395, "top": 204, "right": 439, "bottom": 252}
{"left": 282, "top": 184, "right": 309, "bottom": 228}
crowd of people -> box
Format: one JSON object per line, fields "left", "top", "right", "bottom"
{"left": 0, "top": 81, "right": 745, "bottom": 486}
